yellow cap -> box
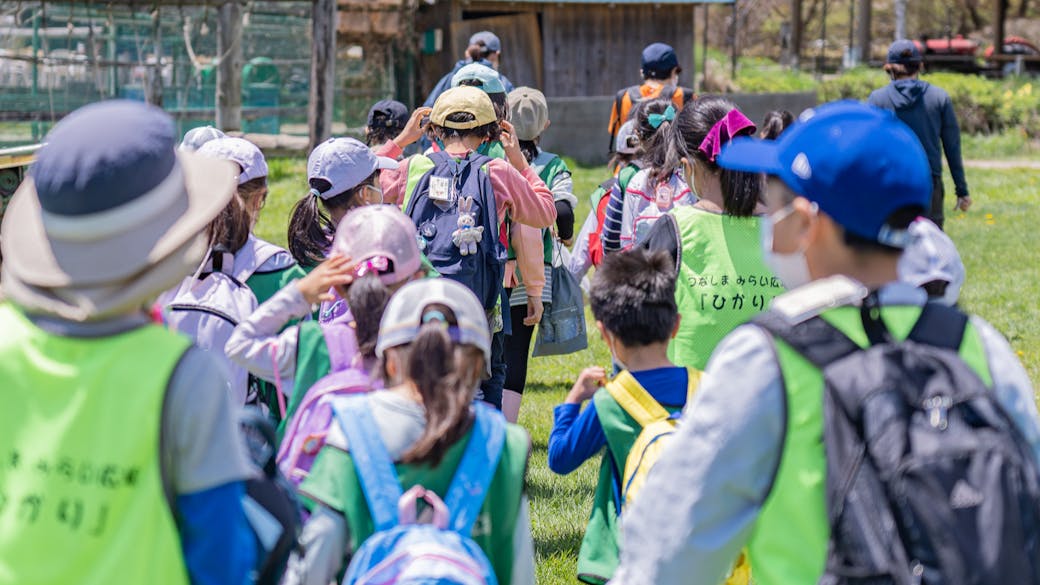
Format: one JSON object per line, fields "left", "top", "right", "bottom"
{"left": 430, "top": 86, "right": 498, "bottom": 129}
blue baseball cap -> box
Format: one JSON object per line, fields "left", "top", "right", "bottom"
{"left": 642, "top": 42, "right": 681, "bottom": 77}
{"left": 451, "top": 63, "right": 506, "bottom": 94}
{"left": 718, "top": 101, "right": 931, "bottom": 247}
{"left": 469, "top": 31, "right": 501, "bottom": 54}
{"left": 887, "top": 39, "right": 923, "bottom": 65}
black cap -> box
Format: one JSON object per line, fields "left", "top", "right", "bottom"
{"left": 641, "top": 43, "right": 681, "bottom": 78}
{"left": 887, "top": 40, "right": 923, "bottom": 65}
{"left": 367, "top": 100, "right": 409, "bottom": 130}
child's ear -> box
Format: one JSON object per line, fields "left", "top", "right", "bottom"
{"left": 670, "top": 313, "right": 682, "bottom": 340}
{"left": 543, "top": 119, "right": 551, "bottom": 132}
{"left": 595, "top": 320, "right": 609, "bottom": 342}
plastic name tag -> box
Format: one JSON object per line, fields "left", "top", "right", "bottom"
{"left": 770, "top": 275, "right": 869, "bottom": 324}
{"left": 429, "top": 176, "right": 452, "bottom": 203}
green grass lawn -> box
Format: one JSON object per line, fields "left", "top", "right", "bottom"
{"left": 256, "top": 159, "right": 1040, "bottom": 585}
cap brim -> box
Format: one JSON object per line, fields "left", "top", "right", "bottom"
{"left": 374, "top": 156, "right": 399, "bottom": 171}
{"left": 2, "top": 152, "right": 236, "bottom": 288}
{"left": 716, "top": 136, "right": 784, "bottom": 175}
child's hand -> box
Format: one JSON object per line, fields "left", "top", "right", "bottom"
{"left": 523, "top": 296, "right": 543, "bottom": 326}
{"left": 565, "top": 366, "right": 607, "bottom": 404}
{"left": 500, "top": 121, "right": 529, "bottom": 171}
{"left": 296, "top": 254, "right": 355, "bottom": 305}
{"left": 393, "top": 107, "right": 433, "bottom": 149}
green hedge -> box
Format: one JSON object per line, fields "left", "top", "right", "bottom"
{"left": 817, "top": 69, "right": 1040, "bottom": 136}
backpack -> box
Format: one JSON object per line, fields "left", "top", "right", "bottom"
{"left": 609, "top": 84, "right": 692, "bottom": 150}
{"left": 162, "top": 241, "right": 281, "bottom": 405}
{"left": 239, "top": 408, "right": 303, "bottom": 585}
{"left": 754, "top": 298, "right": 1040, "bottom": 585}
{"left": 604, "top": 367, "right": 700, "bottom": 509}
{"left": 587, "top": 178, "right": 617, "bottom": 268}
{"left": 276, "top": 322, "right": 377, "bottom": 489}
{"left": 335, "top": 398, "right": 506, "bottom": 585}
{"left": 604, "top": 368, "right": 754, "bottom": 585}
{"left": 405, "top": 151, "right": 505, "bottom": 313}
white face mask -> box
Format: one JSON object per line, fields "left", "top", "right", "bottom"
{"left": 760, "top": 203, "right": 813, "bottom": 289}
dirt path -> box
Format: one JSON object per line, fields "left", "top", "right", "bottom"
{"left": 964, "top": 159, "right": 1040, "bottom": 169}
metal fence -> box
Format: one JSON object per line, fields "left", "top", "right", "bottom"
{"left": 0, "top": 1, "right": 396, "bottom": 147}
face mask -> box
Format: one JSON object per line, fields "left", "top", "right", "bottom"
{"left": 760, "top": 203, "right": 812, "bottom": 289}
{"left": 604, "top": 331, "right": 629, "bottom": 373}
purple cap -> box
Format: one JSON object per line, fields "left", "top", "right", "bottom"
{"left": 197, "top": 137, "right": 268, "bottom": 184}
{"left": 308, "top": 137, "right": 397, "bottom": 200}
{"left": 331, "top": 205, "right": 422, "bottom": 287}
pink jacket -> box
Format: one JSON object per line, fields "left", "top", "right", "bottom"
{"left": 377, "top": 142, "right": 554, "bottom": 299}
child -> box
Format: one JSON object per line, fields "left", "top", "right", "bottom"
{"left": 226, "top": 205, "right": 426, "bottom": 432}
{"left": 758, "top": 109, "right": 794, "bottom": 140}
{"left": 364, "top": 99, "right": 409, "bottom": 152}
{"left": 570, "top": 120, "right": 643, "bottom": 279}
{"left": 547, "top": 248, "right": 691, "bottom": 584}
{"left": 287, "top": 137, "right": 397, "bottom": 271}
{"left": 379, "top": 86, "right": 556, "bottom": 410}
{"left": 620, "top": 98, "right": 695, "bottom": 247}
{"left": 502, "top": 86, "right": 578, "bottom": 423}
{"left": 284, "top": 279, "right": 534, "bottom": 585}
{"left": 0, "top": 100, "right": 255, "bottom": 584}
{"left": 601, "top": 99, "right": 678, "bottom": 253}
{"left": 196, "top": 137, "right": 305, "bottom": 304}
{"left": 640, "top": 96, "right": 778, "bottom": 371}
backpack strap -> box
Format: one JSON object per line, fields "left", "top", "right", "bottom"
{"left": 605, "top": 368, "right": 701, "bottom": 428}
{"left": 442, "top": 403, "right": 507, "bottom": 536}
{"left": 905, "top": 302, "right": 969, "bottom": 351}
{"left": 322, "top": 321, "right": 360, "bottom": 372}
{"left": 233, "top": 237, "right": 287, "bottom": 283}
{"left": 753, "top": 310, "right": 862, "bottom": 371}
{"left": 333, "top": 398, "right": 402, "bottom": 531}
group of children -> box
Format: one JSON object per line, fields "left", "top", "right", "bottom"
{"left": 3, "top": 45, "right": 1020, "bottom": 585}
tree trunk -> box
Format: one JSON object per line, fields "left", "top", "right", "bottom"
{"left": 309, "top": 0, "right": 336, "bottom": 151}
{"left": 1017, "top": 0, "right": 1029, "bottom": 18}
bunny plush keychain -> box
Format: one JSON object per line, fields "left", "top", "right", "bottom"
{"left": 452, "top": 196, "right": 484, "bottom": 256}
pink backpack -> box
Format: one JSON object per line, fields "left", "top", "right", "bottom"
{"left": 276, "top": 318, "right": 381, "bottom": 488}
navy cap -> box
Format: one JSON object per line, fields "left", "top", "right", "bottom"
{"left": 367, "top": 100, "right": 409, "bottom": 131}
{"left": 642, "top": 43, "right": 680, "bottom": 77}
{"left": 32, "top": 100, "right": 176, "bottom": 217}
{"left": 718, "top": 101, "right": 931, "bottom": 247}
{"left": 887, "top": 39, "right": 922, "bottom": 65}
{"left": 469, "top": 31, "right": 501, "bottom": 53}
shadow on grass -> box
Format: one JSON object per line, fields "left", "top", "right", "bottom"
{"left": 535, "top": 524, "right": 587, "bottom": 560}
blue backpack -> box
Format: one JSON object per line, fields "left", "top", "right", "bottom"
{"left": 404, "top": 151, "right": 505, "bottom": 313}
{"left": 334, "top": 398, "right": 506, "bottom": 585}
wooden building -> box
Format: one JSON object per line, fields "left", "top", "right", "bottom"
{"left": 415, "top": 0, "right": 734, "bottom": 99}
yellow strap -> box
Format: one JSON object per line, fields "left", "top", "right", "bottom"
{"left": 605, "top": 367, "right": 702, "bottom": 427}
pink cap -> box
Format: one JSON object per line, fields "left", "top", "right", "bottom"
{"left": 332, "top": 205, "right": 422, "bottom": 286}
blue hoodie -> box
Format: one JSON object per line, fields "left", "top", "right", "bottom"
{"left": 868, "top": 79, "right": 969, "bottom": 197}
{"left": 423, "top": 59, "right": 515, "bottom": 108}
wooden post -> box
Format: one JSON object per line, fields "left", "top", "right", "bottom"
{"left": 994, "top": 0, "right": 1007, "bottom": 59}
{"left": 146, "top": 7, "right": 163, "bottom": 106}
{"left": 309, "top": 0, "right": 336, "bottom": 151}
{"left": 856, "top": 0, "right": 871, "bottom": 65}
{"left": 789, "top": 0, "right": 803, "bottom": 69}
{"left": 730, "top": 1, "right": 738, "bottom": 79}
{"left": 216, "top": 1, "right": 243, "bottom": 131}
{"left": 700, "top": 3, "right": 709, "bottom": 91}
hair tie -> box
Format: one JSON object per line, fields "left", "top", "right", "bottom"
{"left": 698, "top": 109, "right": 757, "bottom": 163}
{"left": 648, "top": 105, "right": 676, "bottom": 129}
{"left": 422, "top": 310, "right": 448, "bottom": 325}
{"left": 309, "top": 188, "right": 322, "bottom": 198}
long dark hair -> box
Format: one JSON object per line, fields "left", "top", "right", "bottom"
{"left": 759, "top": 110, "right": 794, "bottom": 140}
{"left": 286, "top": 173, "right": 376, "bottom": 268}
{"left": 391, "top": 304, "right": 485, "bottom": 466}
{"left": 661, "top": 96, "right": 762, "bottom": 217}
{"left": 635, "top": 98, "right": 680, "bottom": 187}
{"left": 206, "top": 176, "right": 268, "bottom": 253}
{"left": 346, "top": 273, "right": 391, "bottom": 359}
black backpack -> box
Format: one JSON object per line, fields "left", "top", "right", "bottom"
{"left": 755, "top": 298, "right": 1040, "bottom": 585}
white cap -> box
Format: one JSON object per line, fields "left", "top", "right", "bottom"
{"left": 197, "top": 137, "right": 268, "bottom": 185}
{"left": 308, "top": 137, "right": 398, "bottom": 199}
{"left": 898, "top": 218, "right": 965, "bottom": 306}
{"left": 615, "top": 120, "right": 639, "bottom": 154}
{"left": 376, "top": 279, "right": 492, "bottom": 363}
{"left": 178, "top": 126, "right": 226, "bottom": 152}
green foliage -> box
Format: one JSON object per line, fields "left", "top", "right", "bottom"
{"left": 734, "top": 57, "right": 819, "bottom": 94}
{"left": 817, "top": 67, "right": 889, "bottom": 101}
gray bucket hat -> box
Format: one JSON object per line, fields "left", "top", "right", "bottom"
{"left": 1, "top": 100, "right": 236, "bottom": 320}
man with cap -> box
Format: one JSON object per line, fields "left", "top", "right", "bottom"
{"left": 423, "top": 30, "right": 515, "bottom": 109}
{"left": 610, "top": 102, "right": 1040, "bottom": 585}
{"left": 0, "top": 101, "right": 256, "bottom": 583}
{"left": 607, "top": 42, "right": 694, "bottom": 152}
{"left": 869, "top": 39, "right": 971, "bottom": 228}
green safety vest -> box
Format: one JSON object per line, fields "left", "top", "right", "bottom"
{"left": 669, "top": 206, "right": 783, "bottom": 370}
{"left": 748, "top": 304, "right": 993, "bottom": 585}
{"left": 278, "top": 320, "right": 331, "bottom": 440}
{"left": 300, "top": 417, "right": 531, "bottom": 585}
{"left": 0, "top": 304, "right": 191, "bottom": 585}
{"left": 575, "top": 375, "right": 689, "bottom": 585}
